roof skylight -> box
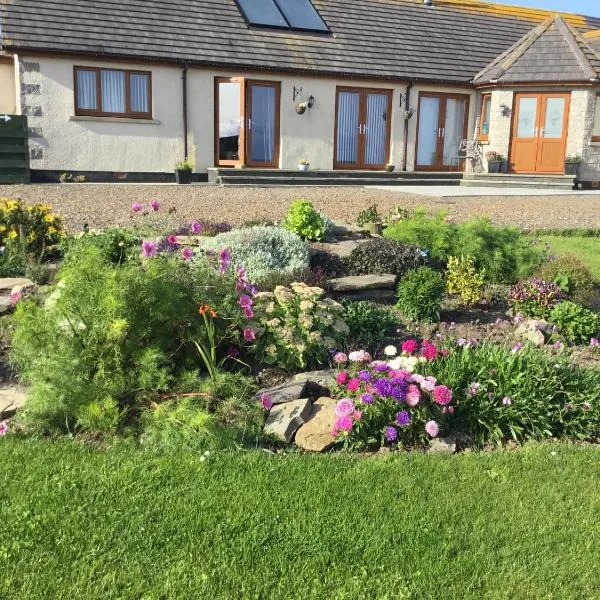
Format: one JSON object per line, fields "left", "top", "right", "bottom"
{"left": 236, "top": 0, "right": 330, "bottom": 33}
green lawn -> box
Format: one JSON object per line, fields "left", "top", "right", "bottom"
{"left": 1, "top": 439, "right": 600, "bottom": 599}
{"left": 539, "top": 235, "right": 600, "bottom": 280}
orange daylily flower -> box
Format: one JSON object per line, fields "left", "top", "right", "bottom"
{"left": 198, "top": 304, "right": 218, "bottom": 318}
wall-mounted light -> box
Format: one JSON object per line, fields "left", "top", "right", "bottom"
{"left": 308, "top": 95, "right": 315, "bottom": 109}
{"left": 294, "top": 89, "right": 315, "bottom": 115}
{"left": 404, "top": 108, "right": 415, "bottom": 120}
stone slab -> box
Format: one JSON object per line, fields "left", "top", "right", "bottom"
{"left": 329, "top": 274, "right": 396, "bottom": 292}
{"left": 0, "top": 297, "right": 12, "bottom": 315}
{"left": 264, "top": 398, "right": 312, "bottom": 443}
{"left": 427, "top": 437, "right": 457, "bottom": 454}
{"left": 257, "top": 381, "right": 307, "bottom": 405}
{"left": 295, "top": 397, "right": 337, "bottom": 452}
{"left": 0, "top": 385, "right": 28, "bottom": 419}
{"left": 0, "top": 277, "right": 35, "bottom": 294}
{"left": 310, "top": 240, "right": 366, "bottom": 260}
{"left": 293, "top": 370, "right": 336, "bottom": 396}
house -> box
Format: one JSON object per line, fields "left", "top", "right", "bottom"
{"left": 2, "top": 0, "right": 600, "bottom": 183}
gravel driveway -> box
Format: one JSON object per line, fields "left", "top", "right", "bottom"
{"left": 2, "top": 183, "right": 600, "bottom": 233}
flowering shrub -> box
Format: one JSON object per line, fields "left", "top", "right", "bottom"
{"left": 283, "top": 199, "right": 326, "bottom": 242}
{"left": 202, "top": 226, "right": 310, "bottom": 281}
{"left": 247, "top": 282, "right": 349, "bottom": 370}
{"left": 549, "top": 301, "right": 600, "bottom": 345}
{"left": 446, "top": 255, "right": 485, "bottom": 306}
{"left": 396, "top": 267, "right": 445, "bottom": 322}
{"left": 345, "top": 238, "right": 425, "bottom": 278}
{"left": 508, "top": 278, "right": 563, "bottom": 318}
{"left": 330, "top": 340, "right": 454, "bottom": 449}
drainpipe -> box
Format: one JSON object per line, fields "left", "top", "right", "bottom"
{"left": 402, "top": 81, "right": 413, "bottom": 171}
{"left": 182, "top": 63, "right": 189, "bottom": 158}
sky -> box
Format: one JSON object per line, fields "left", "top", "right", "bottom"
{"left": 486, "top": 0, "right": 600, "bottom": 17}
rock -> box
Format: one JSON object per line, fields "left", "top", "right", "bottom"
{"left": 427, "top": 436, "right": 457, "bottom": 454}
{"left": 0, "top": 385, "right": 28, "bottom": 419}
{"left": 257, "top": 381, "right": 307, "bottom": 405}
{"left": 295, "top": 397, "right": 337, "bottom": 452}
{"left": 0, "top": 277, "right": 35, "bottom": 294}
{"left": 310, "top": 240, "right": 365, "bottom": 260}
{"left": 330, "top": 222, "right": 369, "bottom": 238}
{"left": 334, "top": 289, "right": 396, "bottom": 304}
{"left": 293, "top": 370, "right": 335, "bottom": 397}
{"left": 264, "top": 398, "right": 312, "bottom": 443}
{"left": 329, "top": 274, "right": 396, "bottom": 292}
{"left": 515, "top": 319, "right": 551, "bottom": 346}
{"left": 0, "top": 297, "right": 12, "bottom": 315}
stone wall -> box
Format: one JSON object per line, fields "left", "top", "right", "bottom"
{"left": 577, "top": 91, "right": 600, "bottom": 182}
{"left": 480, "top": 89, "right": 514, "bottom": 171}
{"left": 17, "top": 58, "right": 45, "bottom": 164}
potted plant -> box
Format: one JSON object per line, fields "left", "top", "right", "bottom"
{"left": 565, "top": 154, "right": 582, "bottom": 177}
{"left": 297, "top": 159, "right": 310, "bottom": 172}
{"left": 385, "top": 163, "right": 395, "bottom": 172}
{"left": 174, "top": 157, "right": 194, "bottom": 184}
{"left": 295, "top": 101, "right": 309, "bottom": 115}
{"left": 486, "top": 151, "right": 505, "bottom": 174}
{"left": 356, "top": 204, "right": 383, "bottom": 235}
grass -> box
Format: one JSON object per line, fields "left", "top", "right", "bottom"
{"left": 1, "top": 438, "right": 600, "bottom": 598}
{"left": 539, "top": 235, "right": 600, "bottom": 280}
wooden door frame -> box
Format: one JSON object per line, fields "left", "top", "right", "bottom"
{"left": 414, "top": 91, "right": 471, "bottom": 172}
{"left": 333, "top": 86, "right": 393, "bottom": 170}
{"left": 214, "top": 76, "right": 246, "bottom": 167}
{"left": 246, "top": 79, "right": 281, "bottom": 169}
{"left": 535, "top": 92, "right": 570, "bottom": 174}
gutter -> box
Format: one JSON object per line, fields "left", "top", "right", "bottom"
{"left": 182, "top": 62, "right": 189, "bottom": 159}
{"left": 402, "top": 81, "right": 413, "bottom": 172}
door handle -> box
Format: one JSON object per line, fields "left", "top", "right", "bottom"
{"left": 248, "top": 118, "right": 252, "bottom": 131}
{"left": 539, "top": 128, "right": 544, "bottom": 138}
{"left": 438, "top": 128, "right": 441, "bottom": 137}
{"left": 442, "top": 128, "right": 445, "bottom": 138}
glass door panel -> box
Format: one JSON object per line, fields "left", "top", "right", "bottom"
{"left": 217, "top": 80, "right": 243, "bottom": 164}
{"left": 442, "top": 97, "right": 466, "bottom": 167}
{"left": 335, "top": 91, "right": 361, "bottom": 167}
{"left": 247, "top": 82, "right": 280, "bottom": 167}
{"left": 364, "top": 92, "right": 389, "bottom": 167}
{"left": 543, "top": 97, "right": 566, "bottom": 138}
{"left": 416, "top": 96, "right": 441, "bottom": 167}
{"left": 516, "top": 97, "right": 538, "bottom": 138}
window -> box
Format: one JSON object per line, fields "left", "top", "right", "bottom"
{"left": 74, "top": 67, "right": 152, "bottom": 118}
{"left": 479, "top": 93, "right": 491, "bottom": 141}
{"left": 593, "top": 94, "right": 600, "bottom": 142}
{"left": 236, "top": 0, "right": 329, "bottom": 32}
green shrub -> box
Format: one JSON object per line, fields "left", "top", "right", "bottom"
{"left": 508, "top": 278, "right": 563, "bottom": 318}
{"left": 446, "top": 255, "right": 485, "bottom": 306}
{"left": 62, "top": 228, "right": 142, "bottom": 265}
{"left": 356, "top": 204, "right": 382, "bottom": 226}
{"left": 341, "top": 301, "right": 399, "bottom": 351}
{"left": 283, "top": 199, "right": 326, "bottom": 241}
{"left": 396, "top": 267, "right": 445, "bottom": 322}
{"left": 549, "top": 301, "right": 600, "bottom": 345}
{"left": 384, "top": 210, "right": 544, "bottom": 283}
{"left": 346, "top": 238, "right": 425, "bottom": 279}
{"left": 248, "top": 282, "right": 349, "bottom": 370}
{"left": 534, "top": 255, "right": 597, "bottom": 308}
{"left": 425, "top": 343, "right": 600, "bottom": 446}
{"left": 202, "top": 226, "right": 309, "bottom": 281}
{"left": 11, "top": 246, "right": 249, "bottom": 434}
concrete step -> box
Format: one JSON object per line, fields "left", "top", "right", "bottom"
{"left": 463, "top": 173, "right": 575, "bottom": 185}
{"left": 460, "top": 179, "right": 574, "bottom": 190}
{"left": 220, "top": 177, "right": 462, "bottom": 187}
{"left": 209, "top": 168, "right": 462, "bottom": 180}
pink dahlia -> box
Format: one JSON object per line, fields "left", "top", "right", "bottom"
{"left": 335, "top": 398, "right": 355, "bottom": 418}
{"left": 425, "top": 420, "right": 440, "bottom": 438}
{"left": 401, "top": 339, "right": 418, "bottom": 354}
{"left": 433, "top": 385, "right": 452, "bottom": 406}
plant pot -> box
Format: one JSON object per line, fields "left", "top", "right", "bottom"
{"left": 175, "top": 169, "right": 192, "bottom": 184}
{"left": 385, "top": 165, "right": 395, "bottom": 172}
{"left": 487, "top": 160, "right": 501, "bottom": 174}
{"left": 365, "top": 222, "right": 383, "bottom": 236}
{"left": 565, "top": 163, "right": 580, "bottom": 177}
{"left": 295, "top": 104, "right": 307, "bottom": 115}
{"left": 297, "top": 164, "right": 309, "bottom": 171}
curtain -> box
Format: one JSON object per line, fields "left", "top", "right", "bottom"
{"left": 250, "top": 86, "right": 275, "bottom": 163}
{"left": 416, "top": 97, "right": 440, "bottom": 166}
{"left": 336, "top": 91, "right": 360, "bottom": 164}
{"left": 364, "top": 93, "right": 387, "bottom": 165}
{"left": 101, "top": 70, "right": 126, "bottom": 113}
{"left": 130, "top": 73, "right": 149, "bottom": 113}
{"left": 442, "top": 98, "right": 466, "bottom": 166}
{"left": 77, "top": 70, "right": 97, "bottom": 110}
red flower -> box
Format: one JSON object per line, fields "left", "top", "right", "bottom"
{"left": 401, "top": 339, "right": 418, "bottom": 354}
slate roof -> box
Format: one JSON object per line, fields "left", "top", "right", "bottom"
{"left": 474, "top": 15, "right": 600, "bottom": 84}
{"left": 1, "top": 0, "right": 600, "bottom": 84}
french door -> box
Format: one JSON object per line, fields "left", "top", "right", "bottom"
{"left": 334, "top": 87, "right": 393, "bottom": 170}
{"left": 510, "top": 93, "right": 570, "bottom": 174}
{"left": 415, "top": 92, "right": 470, "bottom": 171}
{"left": 215, "top": 77, "right": 281, "bottom": 168}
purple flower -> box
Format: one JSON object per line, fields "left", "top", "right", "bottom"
{"left": 150, "top": 200, "right": 160, "bottom": 212}
{"left": 396, "top": 410, "right": 411, "bottom": 427}
{"left": 564, "top": 402, "right": 573, "bottom": 411}
{"left": 141, "top": 240, "right": 158, "bottom": 258}
{"left": 590, "top": 338, "right": 600, "bottom": 347}
{"left": 370, "top": 361, "right": 389, "bottom": 372}
{"left": 243, "top": 327, "right": 256, "bottom": 342}
{"left": 242, "top": 306, "right": 254, "bottom": 319}
{"left": 467, "top": 382, "right": 480, "bottom": 397}
{"left": 335, "top": 398, "right": 355, "bottom": 418}
{"left": 374, "top": 378, "right": 394, "bottom": 398}
{"left": 181, "top": 246, "right": 193, "bottom": 261}
{"left": 167, "top": 234, "right": 179, "bottom": 247}
{"left": 219, "top": 248, "right": 232, "bottom": 273}
{"left": 457, "top": 338, "right": 467, "bottom": 347}
{"left": 131, "top": 202, "right": 143, "bottom": 213}
{"left": 511, "top": 342, "right": 524, "bottom": 353}
{"left": 384, "top": 426, "right": 398, "bottom": 442}
{"left": 358, "top": 370, "right": 372, "bottom": 382}
{"left": 190, "top": 220, "right": 202, "bottom": 235}
{"left": 425, "top": 420, "right": 439, "bottom": 438}
{"left": 0, "top": 421, "right": 7, "bottom": 436}
{"left": 360, "top": 392, "right": 374, "bottom": 405}
{"left": 239, "top": 295, "right": 253, "bottom": 309}
{"left": 260, "top": 393, "right": 273, "bottom": 411}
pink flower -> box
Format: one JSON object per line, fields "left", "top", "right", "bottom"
{"left": 181, "top": 246, "right": 193, "bottom": 261}
{"left": 336, "top": 372, "right": 349, "bottom": 385}
{"left": 0, "top": 421, "right": 7, "bottom": 436}
{"left": 131, "top": 202, "right": 143, "bottom": 213}
{"left": 433, "top": 385, "right": 452, "bottom": 406}
{"left": 420, "top": 379, "right": 436, "bottom": 393}
{"left": 167, "top": 234, "right": 179, "bottom": 246}
{"left": 335, "top": 415, "right": 354, "bottom": 432}
{"left": 405, "top": 384, "right": 421, "bottom": 407}
{"left": 10, "top": 290, "right": 23, "bottom": 305}
{"left": 260, "top": 393, "right": 273, "bottom": 411}
{"left": 502, "top": 396, "right": 512, "bottom": 406}
{"left": 512, "top": 342, "right": 524, "bottom": 353}
{"left": 425, "top": 420, "right": 440, "bottom": 438}
{"left": 440, "top": 349, "right": 449, "bottom": 357}
{"left": 219, "top": 248, "right": 232, "bottom": 273}
{"left": 335, "top": 398, "right": 355, "bottom": 417}
{"left": 243, "top": 327, "right": 256, "bottom": 342}
{"left": 421, "top": 340, "right": 438, "bottom": 360}
{"left": 242, "top": 306, "right": 254, "bottom": 319}
{"left": 347, "top": 378, "right": 361, "bottom": 392}
{"left": 353, "top": 410, "right": 363, "bottom": 421}
{"left": 348, "top": 350, "right": 372, "bottom": 363}
{"left": 150, "top": 200, "right": 160, "bottom": 212}
{"left": 333, "top": 352, "right": 348, "bottom": 364}
{"left": 190, "top": 220, "right": 202, "bottom": 235}
{"left": 401, "top": 339, "right": 418, "bottom": 354}
{"left": 239, "top": 295, "right": 253, "bottom": 308}
{"left": 141, "top": 240, "right": 158, "bottom": 258}
{"left": 408, "top": 373, "right": 424, "bottom": 384}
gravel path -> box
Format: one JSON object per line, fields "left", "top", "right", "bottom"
{"left": 2, "top": 183, "right": 600, "bottom": 232}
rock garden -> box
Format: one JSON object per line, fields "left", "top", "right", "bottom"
{"left": 0, "top": 194, "right": 600, "bottom": 454}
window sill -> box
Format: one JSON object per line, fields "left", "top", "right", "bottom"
{"left": 70, "top": 116, "right": 160, "bottom": 125}
{"left": 478, "top": 139, "right": 490, "bottom": 145}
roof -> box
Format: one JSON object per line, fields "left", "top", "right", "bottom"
{"left": 2, "top": 0, "right": 600, "bottom": 84}
{"left": 474, "top": 15, "right": 600, "bottom": 85}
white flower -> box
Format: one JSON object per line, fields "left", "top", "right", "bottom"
{"left": 384, "top": 345, "right": 397, "bottom": 357}
{"left": 204, "top": 451, "right": 210, "bottom": 457}
{"left": 200, "top": 456, "right": 206, "bottom": 463}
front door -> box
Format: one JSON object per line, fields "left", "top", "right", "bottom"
{"left": 215, "top": 77, "right": 281, "bottom": 168}
{"left": 334, "top": 87, "right": 393, "bottom": 170}
{"left": 415, "top": 93, "right": 470, "bottom": 171}
{"left": 510, "top": 93, "right": 570, "bottom": 174}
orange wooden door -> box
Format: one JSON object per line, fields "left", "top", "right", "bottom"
{"left": 510, "top": 93, "right": 570, "bottom": 174}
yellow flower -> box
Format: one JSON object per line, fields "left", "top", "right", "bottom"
{"left": 27, "top": 231, "right": 37, "bottom": 242}
{"left": 0, "top": 225, "right": 6, "bottom": 232}
{"left": 43, "top": 214, "right": 55, "bottom": 223}
{"left": 47, "top": 226, "right": 57, "bottom": 235}
{"left": 8, "top": 230, "right": 18, "bottom": 240}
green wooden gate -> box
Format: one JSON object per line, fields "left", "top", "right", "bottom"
{"left": 0, "top": 115, "right": 30, "bottom": 184}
